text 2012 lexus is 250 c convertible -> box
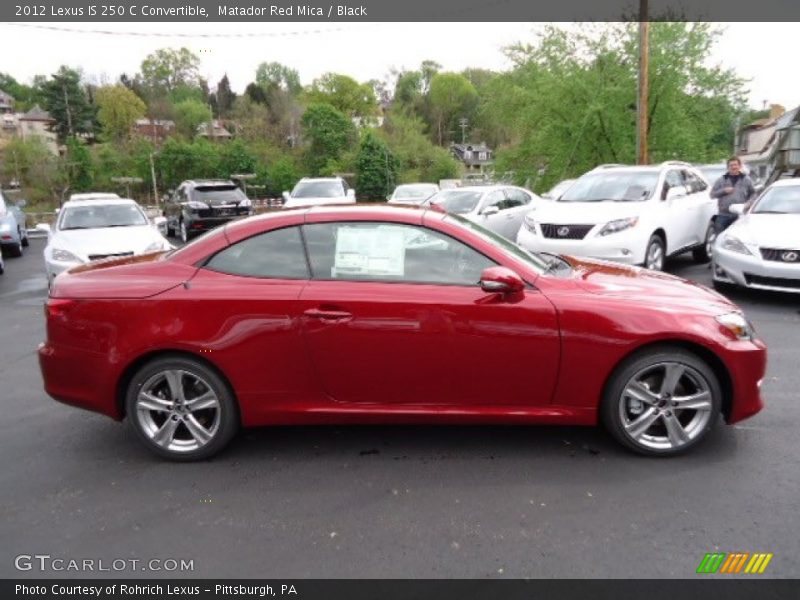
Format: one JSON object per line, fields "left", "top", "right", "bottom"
{"left": 39, "top": 205, "right": 766, "bottom": 460}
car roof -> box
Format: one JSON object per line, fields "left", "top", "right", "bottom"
{"left": 184, "top": 179, "right": 236, "bottom": 187}
{"left": 396, "top": 183, "right": 438, "bottom": 187}
{"left": 438, "top": 185, "right": 509, "bottom": 193}
{"left": 62, "top": 197, "right": 140, "bottom": 208}
{"left": 68, "top": 192, "right": 121, "bottom": 200}
{"left": 297, "top": 177, "right": 345, "bottom": 183}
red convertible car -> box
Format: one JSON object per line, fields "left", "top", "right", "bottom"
{"left": 39, "top": 205, "right": 766, "bottom": 460}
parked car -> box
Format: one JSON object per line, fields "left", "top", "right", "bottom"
{"left": 387, "top": 183, "right": 440, "bottom": 205}
{"left": 424, "top": 185, "right": 538, "bottom": 240}
{"left": 0, "top": 190, "right": 26, "bottom": 258}
{"left": 42, "top": 197, "right": 172, "bottom": 288}
{"left": 282, "top": 177, "right": 356, "bottom": 208}
{"left": 517, "top": 162, "right": 716, "bottom": 270}
{"left": 712, "top": 178, "right": 800, "bottom": 293}
{"left": 68, "top": 192, "right": 121, "bottom": 202}
{"left": 541, "top": 178, "right": 576, "bottom": 200}
{"left": 40, "top": 205, "right": 765, "bottom": 460}
{"left": 8, "top": 199, "right": 30, "bottom": 248}
{"left": 164, "top": 180, "right": 253, "bottom": 243}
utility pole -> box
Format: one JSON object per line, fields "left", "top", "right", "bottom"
{"left": 459, "top": 117, "right": 469, "bottom": 144}
{"left": 149, "top": 152, "right": 158, "bottom": 206}
{"left": 636, "top": 0, "right": 649, "bottom": 165}
{"left": 62, "top": 80, "right": 74, "bottom": 137}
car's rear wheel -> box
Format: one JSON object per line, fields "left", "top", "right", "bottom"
{"left": 3, "top": 240, "right": 23, "bottom": 258}
{"left": 601, "top": 347, "right": 721, "bottom": 456}
{"left": 693, "top": 223, "right": 715, "bottom": 263}
{"left": 125, "top": 356, "right": 239, "bottom": 461}
{"left": 21, "top": 229, "right": 29, "bottom": 247}
{"left": 165, "top": 219, "right": 176, "bottom": 238}
{"left": 644, "top": 234, "right": 665, "bottom": 271}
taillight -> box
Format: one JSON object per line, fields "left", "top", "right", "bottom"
{"left": 44, "top": 298, "right": 77, "bottom": 320}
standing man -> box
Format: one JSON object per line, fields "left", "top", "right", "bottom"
{"left": 710, "top": 156, "right": 756, "bottom": 233}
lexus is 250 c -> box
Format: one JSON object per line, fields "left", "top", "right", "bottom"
{"left": 39, "top": 205, "right": 766, "bottom": 460}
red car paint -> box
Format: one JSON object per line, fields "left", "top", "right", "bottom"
{"left": 39, "top": 206, "right": 766, "bottom": 428}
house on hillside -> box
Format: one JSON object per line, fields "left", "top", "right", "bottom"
{"left": 737, "top": 104, "right": 800, "bottom": 182}
{"left": 0, "top": 90, "right": 14, "bottom": 114}
{"left": 17, "top": 105, "right": 58, "bottom": 153}
{"left": 134, "top": 118, "right": 176, "bottom": 145}
{"left": 450, "top": 142, "right": 493, "bottom": 173}
{"left": 197, "top": 120, "right": 233, "bottom": 140}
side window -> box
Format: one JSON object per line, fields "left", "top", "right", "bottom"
{"left": 483, "top": 190, "right": 509, "bottom": 211}
{"left": 204, "top": 226, "right": 309, "bottom": 279}
{"left": 662, "top": 170, "right": 684, "bottom": 199}
{"left": 504, "top": 188, "right": 531, "bottom": 207}
{"left": 303, "top": 222, "right": 496, "bottom": 286}
{"left": 683, "top": 170, "right": 707, "bottom": 193}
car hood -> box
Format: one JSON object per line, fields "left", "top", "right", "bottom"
{"left": 727, "top": 213, "right": 800, "bottom": 248}
{"left": 50, "top": 225, "right": 168, "bottom": 259}
{"left": 566, "top": 256, "right": 736, "bottom": 312}
{"left": 527, "top": 200, "right": 646, "bottom": 224}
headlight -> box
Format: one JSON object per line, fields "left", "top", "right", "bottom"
{"left": 720, "top": 235, "right": 752, "bottom": 255}
{"left": 51, "top": 248, "right": 83, "bottom": 263}
{"left": 523, "top": 213, "right": 537, "bottom": 233}
{"left": 598, "top": 217, "right": 638, "bottom": 236}
{"left": 144, "top": 241, "right": 169, "bottom": 253}
{"left": 239, "top": 198, "right": 252, "bottom": 208}
{"left": 716, "top": 312, "right": 755, "bottom": 341}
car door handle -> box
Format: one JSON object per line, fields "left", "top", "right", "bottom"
{"left": 303, "top": 308, "right": 353, "bottom": 322}
{"left": 504, "top": 213, "right": 515, "bottom": 219}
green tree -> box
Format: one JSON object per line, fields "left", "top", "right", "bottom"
{"left": 214, "top": 74, "right": 236, "bottom": 118}
{"left": 306, "top": 73, "right": 379, "bottom": 118}
{"left": 0, "top": 72, "right": 35, "bottom": 111}
{"left": 1, "top": 137, "right": 62, "bottom": 205}
{"left": 62, "top": 137, "right": 94, "bottom": 192}
{"left": 139, "top": 47, "right": 200, "bottom": 93}
{"left": 300, "top": 103, "right": 357, "bottom": 175}
{"left": 219, "top": 139, "right": 257, "bottom": 177}
{"left": 155, "top": 138, "right": 221, "bottom": 189}
{"left": 38, "top": 66, "right": 95, "bottom": 142}
{"left": 173, "top": 99, "right": 213, "bottom": 139}
{"left": 95, "top": 84, "right": 147, "bottom": 142}
{"left": 255, "top": 62, "right": 302, "bottom": 95}
{"left": 264, "top": 156, "right": 301, "bottom": 196}
{"left": 356, "top": 130, "right": 398, "bottom": 200}
{"left": 428, "top": 73, "right": 478, "bottom": 145}
{"left": 380, "top": 111, "right": 460, "bottom": 183}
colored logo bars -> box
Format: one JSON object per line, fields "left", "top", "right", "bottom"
{"left": 696, "top": 552, "right": 773, "bottom": 574}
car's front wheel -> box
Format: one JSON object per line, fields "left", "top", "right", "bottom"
{"left": 125, "top": 355, "right": 239, "bottom": 460}
{"left": 644, "top": 234, "right": 665, "bottom": 271}
{"left": 21, "top": 228, "right": 29, "bottom": 248}
{"left": 693, "top": 223, "right": 715, "bottom": 263}
{"left": 601, "top": 347, "right": 721, "bottom": 456}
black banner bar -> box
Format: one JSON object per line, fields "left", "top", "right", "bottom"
{"left": 3, "top": 0, "right": 800, "bottom": 22}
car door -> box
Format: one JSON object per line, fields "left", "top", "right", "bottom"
{"left": 681, "top": 169, "right": 715, "bottom": 245}
{"left": 501, "top": 187, "right": 536, "bottom": 239}
{"left": 475, "top": 190, "right": 512, "bottom": 237}
{"left": 661, "top": 169, "right": 694, "bottom": 251}
{"left": 297, "top": 219, "right": 560, "bottom": 407}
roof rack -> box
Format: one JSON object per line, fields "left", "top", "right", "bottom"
{"left": 592, "top": 163, "right": 629, "bottom": 170}
{"left": 659, "top": 160, "right": 693, "bottom": 168}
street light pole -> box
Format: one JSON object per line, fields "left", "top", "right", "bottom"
{"left": 636, "top": 0, "right": 649, "bottom": 165}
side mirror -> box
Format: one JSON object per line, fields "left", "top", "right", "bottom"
{"left": 729, "top": 203, "right": 745, "bottom": 216}
{"left": 282, "top": 191, "right": 291, "bottom": 203}
{"left": 664, "top": 186, "right": 687, "bottom": 202}
{"left": 479, "top": 266, "right": 525, "bottom": 294}
{"left": 36, "top": 223, "right": 51, "bottom": 233}
{"left": 481, "top": 205, "right": 500, "bottom": 217}
{"left": 346, "top": 189, "right": 356, "bottom": 201}
{"left": 152, "top": 216, "right": 168, "bottom": 234}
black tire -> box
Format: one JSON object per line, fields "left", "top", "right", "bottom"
{"left": 601, "top": 346, "right": 722, "bottom": 457}
{"left": 3, "top": 241, "right": 23, "bottom": 258}
{"left": 21, "top": 231, "right": 29, "bottom": 247}
{"left": 179, "top": 220, "right": 192, "bottom": 244}
{"left": 712, "top": 279, "right": 734, "bottom": 294}
{"left": 0, "top": 262, "right": 4, "bottom": 275}
{"left": 692, "top": 223, "right": 715, "bottom": 263}
{"left": 165, "top": 220, "right": 176, "bottom": 238}
{"left": 125, "top": 355, "right": 240, "bottom": 461}
{"left": 643, "top": 234, "right": 665, "bottom": 271}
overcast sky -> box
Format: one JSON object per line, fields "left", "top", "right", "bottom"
{"left": 1, "top": 22, "right": 796, "bottom": 110}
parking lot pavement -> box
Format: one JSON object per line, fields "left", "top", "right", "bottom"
{"left": 1, "top": 240, "right": 798, "bottom": 579}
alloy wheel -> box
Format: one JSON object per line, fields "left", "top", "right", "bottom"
{"left": 180, "top": 221, "right": 188, "bottom": 244}
{"left": 134, "top": 369, "right": 221, "bottom": 453}
{"left": 645, "top": 237, "right": 664, "bottom": 270}
{"left": 618, "top": 361, "right": 713, "bottom": 451}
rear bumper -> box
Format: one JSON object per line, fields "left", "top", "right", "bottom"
{"left": 38, "top": 341, "right": 121, "bottom": 420}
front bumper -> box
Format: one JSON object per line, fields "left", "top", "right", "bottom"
{"left": 719, "top": 337, "right": 767, "bottom": 424}
{"left": 517, "top": 225, "right": 645, "bottom": 265}
{"left": 713, "top": 246, "right": 800, "bottom": 293}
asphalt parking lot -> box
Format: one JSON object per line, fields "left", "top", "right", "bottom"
{"left": 1, "top": 238, "right": 798, "bottom": 579}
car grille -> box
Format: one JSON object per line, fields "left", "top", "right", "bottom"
{"left": 540, "top": 224, "right": 594, "bottom": 240}
{"left": 744, "top": 273, "right": 800, "bottom": 290}
{"left": 760, "top": 247, "right": 800, "bottom": 263}
{"left": 88, "top": 252, "right": 134, "bottom": 261}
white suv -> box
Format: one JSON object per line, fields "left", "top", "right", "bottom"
{"left": 282, "top": 177, "right": 355, "bottom": 208}
{"left": 516, "top": 162, "right": 716, "bottom": 270}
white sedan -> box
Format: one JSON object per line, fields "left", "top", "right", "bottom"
{"left": 42, "top": 198, "right": 172, "bottom": 287}
{"left": 424, "top": 185, "right": 538, "bottom": 240}
{"left": 713, "top": 178, "right": 800, "bottom": 293}
{"left": 387, "top": 183, "right": 439, "bottom": 205}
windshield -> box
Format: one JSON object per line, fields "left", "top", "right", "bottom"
{"left": 543, "top": 179, "right": 575, "bottom": 199}
{"left": 560, "top": 171, "right": 658, "bottom": 203}
{"left": 292, "top": 181, "right": 345, "bottom": 198}
{"left": 193, "top": 186, "right": 246, "bottom": 204}
{"left": 751, "top": 186, "right": 800, "bottom": 214}
{"left": 444, "top": 213, "right": 549, "bottom": 274}
{"left": 427, "top": 190, "right": 483, "bottom": 214}
{"left": 59, "top": 204, "right": 148, "bottom": 230}
{"left": 393, "top": 185, "right": 437, "bottom": 200}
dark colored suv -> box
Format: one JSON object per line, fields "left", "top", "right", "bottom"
{"left": 164, "top": 180, "right": 253, "bottom": 242}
